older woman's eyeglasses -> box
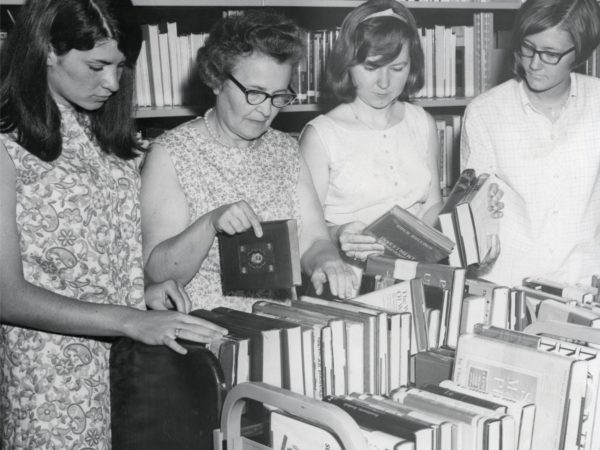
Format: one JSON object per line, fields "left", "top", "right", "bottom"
{"left": 227, "top": 74, "right": 296, "bottom": 108}
{"left": 517, "top": 42, "right": 575, "bottom": 65}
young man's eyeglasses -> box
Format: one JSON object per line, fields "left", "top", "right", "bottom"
{"left": 517, "top": 42, "right": 575, "bottom": 65}
{"left": 227, "top": 74, "right": 296, "bottom": 108}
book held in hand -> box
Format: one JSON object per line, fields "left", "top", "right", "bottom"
{"left": 217, "top": 219, "right": 301, "bottom": 293}
{"left": 363, "top": 205, "right": 455, "bottom": 263}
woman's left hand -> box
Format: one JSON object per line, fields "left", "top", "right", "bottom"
{"left": 488, "top": 182, "right": 504, "bottom": 219}
{"left": 145, "top": 279, "right": 192, "bottom": 314}
{"left": 310, "top": 251, "right": 359, "bottom": 300}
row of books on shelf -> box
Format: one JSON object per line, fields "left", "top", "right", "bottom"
{"left": 259, "top": 275, "right": 600, "bottom": 450}
{"left": 133, "top": 13, "right": 503, "bottom": 109}
{"left": 268, "top": 319, "right": 599, "bottom": 450}
{"left": 135, "top": 22, "right": 206, "bottom": 108}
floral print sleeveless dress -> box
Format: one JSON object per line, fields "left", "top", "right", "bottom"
{"left": 155, "top": 114, "right": 301, "bottom": 312}
{"left": 0, "top": 105, "right": 145, "bottom": 449}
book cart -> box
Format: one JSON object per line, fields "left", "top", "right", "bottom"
{"left": 212, "top": 321, "right": 600, "bottom": 450}
{"left": 214, "top": 382, "right": 367, "bottom": 450}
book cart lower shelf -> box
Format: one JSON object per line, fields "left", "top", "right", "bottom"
{"left": 213, "top": 382, "right": 366, "bottom": 450}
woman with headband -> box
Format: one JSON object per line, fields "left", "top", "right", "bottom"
{"left": 300, "top": 0, "right": 444, "bottom": 263}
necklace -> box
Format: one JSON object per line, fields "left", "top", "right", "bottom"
{"left": 203, "top": 108, "right": 258, "bottom": 150}
{"left": 350, "top": 103, "right": 394, "bottom": 134}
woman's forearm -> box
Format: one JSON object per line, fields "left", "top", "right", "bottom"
{"left": 1, "top": 278, "right": 142, "bottom": 337}
{"left": 145, "top": 214, "right": 216, "bottom": 285}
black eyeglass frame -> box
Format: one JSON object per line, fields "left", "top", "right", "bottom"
{"left": 227, "top": 74, "right": 297, "bottom": 108}
{"left": 517, "top": 42, "right": 576, "bottom": 65}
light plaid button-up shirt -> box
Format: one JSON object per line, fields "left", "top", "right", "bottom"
{"left": 461, "top": 73, "right": 600, "bottom": 287}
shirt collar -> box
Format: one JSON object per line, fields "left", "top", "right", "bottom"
{"left": 517, "top": 72, "right": 578, "bottom": 114}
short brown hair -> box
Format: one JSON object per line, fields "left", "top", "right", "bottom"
{"left": 511, "top": 0, "right": 600, "bottom": 78}
{"left": 323, "top": 0, "right": 424, "bottom": 104}
{"left": 196, "top": 9, "right": 305, "bottom": 90}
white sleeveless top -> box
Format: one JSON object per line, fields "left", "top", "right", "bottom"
{"left": 304, "top": 102, "right": 433, "bottom": 225}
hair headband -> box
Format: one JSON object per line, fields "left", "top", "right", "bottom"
{"left": 359, "top": 8, "right": 407, "bottom": 23}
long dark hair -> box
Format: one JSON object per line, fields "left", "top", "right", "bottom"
{"left": 0, "top": 0, "right": 143, "bottom": 161}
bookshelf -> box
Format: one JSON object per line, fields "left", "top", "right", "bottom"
{"left": 0, "top": 1, "right": 522, "bottom": 121}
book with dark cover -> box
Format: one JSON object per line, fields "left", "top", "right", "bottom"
{"left": 420, "top": 384, "right": 506, "bottom": 413}
{"left": 414, "top": 348, "right": 455, "bottom": 388}
{"left": 363, "top": 205, "right": 454, "bottom": 263}
{"left": 325, "top": 396, "right": 434, "bottom": 450}
{"left": 212, "top": 307, "right": 305, "bottom": 394}
{"left": 217, "top": 219, "right": 301, "bottom": 293}
{"left": 191, "top": 309, "right": 283, "bottom": 387}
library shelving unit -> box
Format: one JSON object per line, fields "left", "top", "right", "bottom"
{"left": 130, "top": 0, "right": 522, "bottom": 121}
{"left": 0, "top": 0, "right": 524, "bottom": 118}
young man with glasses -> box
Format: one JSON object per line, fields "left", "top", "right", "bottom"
{"left": 460, "top": 0, "right": 600, "bottom": 287}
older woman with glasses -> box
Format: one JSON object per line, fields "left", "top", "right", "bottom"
{"left": 141, "top": 10, "right": 357, "bottom": 312}
{"left": 460, "top": 0, "right": 600, "bottom": 287}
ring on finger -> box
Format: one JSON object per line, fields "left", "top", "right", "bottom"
{"left": 174, "top": 327, "right": 182, "bottom": 339}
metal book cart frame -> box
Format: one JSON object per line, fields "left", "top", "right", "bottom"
{"left": 213, "top": 382, "right": 367, "bottom": 450}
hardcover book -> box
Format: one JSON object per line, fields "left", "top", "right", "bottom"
{"left": 453, "top": 172, "right": 500, "bottom": 266}
{"left": 364, "top": 256, "right": 466, "bottom": 349}
{"left": 325, "top": 396, "right": 434, "bottom": 450}
{"left": 437, "top": 168, "right": 478, "bottom": 266}
{"left": 363, "top": 205, "right": 455, "bottom": 263}
{"left": 190, "top": 308, "right": 283, "bottom": 388}
{"left": 217, "top": 219, "right": 301, "bottom": 293}
{"left": 453, "top": 333, "right": 586, "bottom": 450}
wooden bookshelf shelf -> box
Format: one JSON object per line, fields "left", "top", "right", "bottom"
{"left": 1, "top": 0, "right": 523, "bottom": 9}
{"left": 134, "top": 97, "right": 472, "bottom": 118}
{"left": 262, "top": 1, "right": 522, "bottom": 10}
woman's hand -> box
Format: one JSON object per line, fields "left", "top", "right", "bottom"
{"left": 145, "top": 279, "right": 192, "bottom": 313}
{"left": 210, "top": 200, "right": 263, "bottom": 237}
{"left": 123, "top": 309, "right": 228, "bottom": 355}
{"left": 488, "top": 182, "right": 504, "bottom": 219}
{"left": 307, "top": 240, "right": 359, "bottom": 299}
{"left": 336, "top": 221, "right": 385, "bottom": 261}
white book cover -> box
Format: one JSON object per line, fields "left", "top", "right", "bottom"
{"left": 177, "top": 35, "right": 191, "bottom": 101}
{"left": 537, "top": 336, "right": 600, "bottom": 450}
{"left": 460, "top": 294, "right": 487, "bottom": 335}
{"left": 143, "top": 24, "right": 164, "bottom": 107}
{"left": 158, "top": 32, "right": 172, "bottom": 107}
{"left": 137, "top": 41, "right": 152, "bottom": 108}
{"left": 439, "top": 379, "right": 535, "bottom": 450}
{"left": 454, "top": 333, "right": 578, "bottom": 450}
{"left": 166, "top": 22, "right": 181, "bottom": 106}
{"left": 352, "top": 279, "right": 426, "bottom": 355}
{"left": 134, "top": 42, "right": 148, "bottom": 107}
